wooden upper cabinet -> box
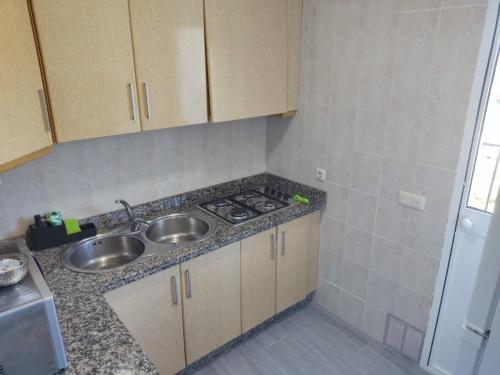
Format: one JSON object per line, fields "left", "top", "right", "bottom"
{"left": 30, "top": 0, "right": 140, "bottom": 142}
{"left": 129, "top": 0, "right": 208, "bottom": 131}
{"left": 204, "top": 0, "right": 288, "bottom": 122}
{"left": 0, "top": 0, "right": 53, "bottom": 173}
{"left": 287, "top": 0, "right": 302, "bottom": 111}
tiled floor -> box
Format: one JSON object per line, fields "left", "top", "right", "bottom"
{"left": 193, "top": 304, "right": 428, "bottom": 375}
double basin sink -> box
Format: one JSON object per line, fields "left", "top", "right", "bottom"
{"left": 63, "top": 212, "right": 216, "bottom": 273}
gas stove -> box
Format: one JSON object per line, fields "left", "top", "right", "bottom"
{"left": 199, "top": 186, "right": 292, "bottom": 225}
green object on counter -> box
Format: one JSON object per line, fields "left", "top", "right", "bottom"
{"left": 293, "top": 194, "right": 310, "bottom": 205}
{"left": 64, "top": 219, "right": 81, "bottom": 235}
{"left": 46, "top": 211, "right": 63, "bottom": 226}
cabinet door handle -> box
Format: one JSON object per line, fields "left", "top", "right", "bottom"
{"left": 171, "top": 275, "right": 178, "bottom": 305}
{"left": 281, "top": 231, "right": 285, "bottom": 256}
{"left": 142, "top": 82, "right": 151, "bottom": 120}
{"left": 271, "top": 233, "right": 275, "bottom": 259}
{"left": 128, "top": 83, "right": 137, "bottom": 121}
{"left": 185, "top": 269, "right": 192, "bottom": 299}
{"left": 37, "top": 89, "right": 51, "bottom": 132}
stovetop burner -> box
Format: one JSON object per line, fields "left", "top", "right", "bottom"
{"left": 214, "top": 199, "right": 228, "bottom": 207}
{"left": 229, "top": 208, "right": 248, "bottom": 220}
{"left": 199, "top": 186, "right": 292, "bottom": 225}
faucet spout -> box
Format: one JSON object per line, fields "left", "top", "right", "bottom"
{"left": 115, "top": 199, "right": 145, "bottom": 232}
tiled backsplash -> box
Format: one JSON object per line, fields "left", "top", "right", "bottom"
{"left": 0, "top": 118, "right": 266, "bottom": 238}
{"left": 267, "top": 0, "right": 487, "bottom": 343}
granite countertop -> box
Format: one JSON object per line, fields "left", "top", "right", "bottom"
{"left": 28, "top": 173, "right": 327, "bottom": 374}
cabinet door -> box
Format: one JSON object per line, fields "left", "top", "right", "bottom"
{"left": 241, "top": 228, "right": 276, "bottom": 332}
{"left": 287, "top": 0, "right": 302, "bottom": 111}
{"left": 181, "top": 242, "right": 241, "bottom": 364}
{"left": 0, "top": 0, "right": 52, "bottom": 172}
{"left": 104, "top": 267, "right": 185, "bottom": 375}
{"left": 307, "top": 211, "right": 321, "bottom": 294}
{"left": 204, "top": 0, "right": 287, "bottom": 122}
{"left": 31, "top": 0, "right": 140, "bottom": 142}
{"left": 129, "top": 0, "right": 208, "bottom": 131}
{"left": 276, "top": 214, "right": 309, "bottom": 313}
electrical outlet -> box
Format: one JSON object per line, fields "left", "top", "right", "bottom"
{"left": 316, "top": 167, "right": 326, "bottom": 182}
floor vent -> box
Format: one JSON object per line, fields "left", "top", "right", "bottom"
{"left": 383, "top": 314, "right": 425, "bottom": 363}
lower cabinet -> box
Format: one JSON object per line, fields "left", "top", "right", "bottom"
{"left": 104, "top": 212, "right": 320, "bottom": 373}
{"left": 241, "top": 228, "right": 277, "bottom": 333}
{"left": 104, "top": 267, "right": 186, "bottom": 375}
{"left": 181, "top": 242, "right": 241, "bottom": 364}
{"left": 276, "top": 214, "right": 310, "bottom": 313}
{"left": 241, "top": 212, "right": 321, "bottom": 331}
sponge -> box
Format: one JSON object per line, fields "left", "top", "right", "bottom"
{"left": 64, "top": 219, "right": 82, "bottom": 235}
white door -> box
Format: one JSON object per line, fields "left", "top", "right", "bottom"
{"left": 477, "top": 296, "right": 500, "bottom": 375}
{"left": 428, "top": 3, "right": 500, "bottom": 373}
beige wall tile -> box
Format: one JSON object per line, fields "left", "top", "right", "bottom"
{"left": 331, "top": 64, "right": 360, "bottom": 107}
{"left": 358, "top": 64, "right": 394, "bottom": 110}
{"left": 354, "top": 110, "right": 386, "bottom": 155}
{"left": 346, "top": 190, "right": 378, "bottom": 232}
{"left": 383, "top": 113, "right": 422, "bottom": 162}
{"left": 394, "top": 0, "right": 442, "bottom": 11}
{"left": 390, "top": 64, "right": 431, "bottom": 115}
{"left": 394, "top": 10, "right": 439, "bottom": 65}
{"left": 343, "top": 225, "right": 373, "bottom": 268}
{"left": 371, "top": 237, "right": 403, "bottom": 281}
{"left": 434, "top": 6, "right": 487, "bottom": 66}
{"left": 379, "top": 158, "right": 416, "bottom": 201}
{"left": 350, "top": 151, "right": 383, "bottom": 195}
{"left": 375, "top": 198, "right": 409, "bottom": 244}
{"left": 413, "top": 165, "right": 456, "bottom": 216}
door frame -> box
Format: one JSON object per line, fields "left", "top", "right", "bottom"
{"left": 421, "top": 1, "right": 500, "bottom": 372}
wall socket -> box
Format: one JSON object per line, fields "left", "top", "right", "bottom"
{"left": 316, "top": 167, "right": 326, "bottom": 182}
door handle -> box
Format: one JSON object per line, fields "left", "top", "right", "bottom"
{"left": 185, "top": 269, "right": 192, "bottom": 299}
{"left": 128, "top": 83, "right": 137, "bottom": 121}
{"left": 271, "top": 233, "right": 275, "bottom": 259}
{"left": 281, "top": 231, "right": 285, "bottom": 256}
{"left": 171, "top": 275, "right": 178, "bottom": 305}
{"left": 37, "top": 89, "right": 51, "bottom": 132}
{"left": 142, "top": 82, "right": 151, "bottom": 120}
{"left": 461, "top": 217, "right": 473, "bottom": 230}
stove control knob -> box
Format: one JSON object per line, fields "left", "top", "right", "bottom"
{"left": 277, "top": 192, "right": 283, "bottom": 199}
{"left": 270, "top": 188, "right": 276, "bottom": 196}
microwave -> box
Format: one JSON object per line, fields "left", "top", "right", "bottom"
{"left": 0, "top": 239, "right": 67, "bottom": 375}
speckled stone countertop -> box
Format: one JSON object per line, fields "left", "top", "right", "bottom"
{"left": 27, "top": 173, "right": 326, "bottom": 375}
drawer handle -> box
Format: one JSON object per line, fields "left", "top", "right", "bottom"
{"left": 37, "top": 89, "right": 51, "bottom": 132}
{"left": 143, "top": 82, "right": 151, "bottom": 120}
{"left": 271, "top": 233, "right": 275, "bottom": 259}
{"left": 185, "top": 269, "right": 192, "bottom": 299}
{"left": 171, "top": 275, "right": 178, "bottom": 305}
{"left": 281, "top": 231, "right": 285, "bottom": 256}
{"left": 128, "top": 83, "right": 137, "bottom": 121}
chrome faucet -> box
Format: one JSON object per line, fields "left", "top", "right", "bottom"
{"left": 115, "top": 199, "right": 148, "bottom": 232}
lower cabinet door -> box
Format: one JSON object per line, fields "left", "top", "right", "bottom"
{"left": 104, "top": 267, "right": 185, "bottom": 375}
{"left": 181, "top": 242, "right": 241, "bottom": 364}
{"left": 241, "top": 228, "right": 277, "bottom": 332}
{"left": 307, "top": 211, "right": 321, "bottom": 294}
{"left": 276, "top": 214, "right": 310, "bottom": 313}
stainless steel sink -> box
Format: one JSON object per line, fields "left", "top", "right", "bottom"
{"left": 145, "top": 213, "right": 214, "bottom": 245}
{"left": 62, "top": 234, "right": 146, "bottom": 273}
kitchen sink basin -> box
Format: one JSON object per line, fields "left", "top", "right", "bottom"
{"left": 63, "top": 234, "right": 145, "bottom": 273}
{"left": 145, "top": 213, "right": 214, "bottom": 245}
